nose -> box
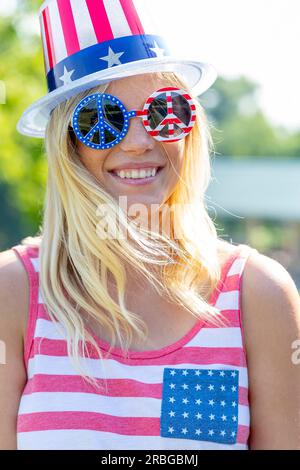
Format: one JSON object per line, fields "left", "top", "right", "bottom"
{"left": 118, "top": 116, "right": 155, "bottom": 154}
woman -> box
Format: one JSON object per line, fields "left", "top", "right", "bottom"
{"left": 0, "top": 0, "right": 299, "bottom": 450}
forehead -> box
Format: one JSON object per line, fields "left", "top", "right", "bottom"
{"left": 106, "top": 73, "right": 177, "bottom": 104}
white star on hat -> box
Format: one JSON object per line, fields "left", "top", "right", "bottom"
{"left": 150, "top": 41, "right": 165, "bottom": 58}
{"left": 59, "top": 66, "right": 75, "bottom": 86}
{"left": 99, "top": 47, "right": 125, "bottom": 68}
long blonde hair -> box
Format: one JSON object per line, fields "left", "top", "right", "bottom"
{"left": 22, "top": 71, "right": 228, "bottom": 390}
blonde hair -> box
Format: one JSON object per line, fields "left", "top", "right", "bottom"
{"left": 22, "top": 71, "right": 228, "bottom": 390}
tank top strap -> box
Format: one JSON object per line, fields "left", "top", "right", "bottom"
{"left": 209, "top": 243, "right": 258, "bottom": 307}
{"left": 216, "top": 242, "right": 259, "bottom": 355}
{"left": 11, "top": 243, "right": 40, "bottom": 370}
{"left": 227, "top": 243, "right": 259, "bottom": 279}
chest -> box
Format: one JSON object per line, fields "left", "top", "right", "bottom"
{"left": 83, "top": 252, "right": 228, "bottom": 352}
{"left": 85, "top": 293, "right": 204, "bottom": 352}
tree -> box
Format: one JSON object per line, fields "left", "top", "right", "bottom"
{"left": 0, "top": 8, "right": 46, "bottom": 248}
{"left": 201, "top": 76, "right": 300, "bottom": 158}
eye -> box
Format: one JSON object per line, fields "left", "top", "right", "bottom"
{"left": 147, "top": 95, "right": 168, "bottom": 130}
{"left": 171, "top": 93, "right": 191, "bottom": 126}
{"left": 77, "top": 98, "right": 99, "bottom": 137}
{"left": 102, "top": 97, "right": 125, "bottom": 133}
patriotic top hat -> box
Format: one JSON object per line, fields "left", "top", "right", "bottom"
{"left": 17, "top": 0, "right": 218, "bottom": 138}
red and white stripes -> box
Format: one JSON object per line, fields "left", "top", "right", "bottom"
{"left": 39, "top": 0, "right": 147, "bottom": 74}
{"left": 12, "top": 242, "right": 255, "bottom": 450}
{"left": 142, "top": 88, "right": 197, "bottom": 140}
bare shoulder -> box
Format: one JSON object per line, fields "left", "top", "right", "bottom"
{"left": 216, "top": 238, "right": 238, "bottom": 263}
{"left": 240, "top": 250, "right": 300, "bottom": 449}
{"left": 0, "top": 248, "right": 29, "bottom": 340}
{"left": 241, "top": 250, "right": 300, "bottom": 338}
{"left": 0, "top": 247, "right": 29, "bottom": 449}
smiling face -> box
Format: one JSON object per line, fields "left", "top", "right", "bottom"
{"left": 75, "top": 73, "right": 186, "bottom": 210}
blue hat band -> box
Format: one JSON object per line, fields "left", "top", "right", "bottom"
{"left": 46, "top": 34, "right": 171, "bottom": 93}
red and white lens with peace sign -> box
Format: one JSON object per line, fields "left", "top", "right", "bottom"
{"left": 137, "top": 87, "right": 197, "bottom": 142}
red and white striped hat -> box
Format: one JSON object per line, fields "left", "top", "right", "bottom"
{"left": 17, "top": 0, "right": 218, "bottom": 138}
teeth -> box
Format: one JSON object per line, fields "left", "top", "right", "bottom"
{"left": 115, "top": 167, "right": 159, "bottom": 179}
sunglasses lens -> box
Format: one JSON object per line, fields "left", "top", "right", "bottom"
{"left": 76, "top": 96, "right": 126, "bottom": 146}
{"left": 102, "top": 98, "right": 125, "bottom": 132}
{"left": 77, "top": 98, "right": 98, "bottom": 137}
{"left": 172, "top": 94, "right": 192, "bottom": 125}
{"left": 147, "top": 91, "right": 192, "bottom": 139}
{"left": 102, "top": 97, "right": 125, "bottom": 144}
{"left": 148, "top": 96, "right": 168, "bottom": 130}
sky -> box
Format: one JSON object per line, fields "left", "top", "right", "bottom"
{"left": 0, "top": 0, "right": 299, "bottom": 130}
{"left": 151, "top": 0, "right": 300, "bottom": 131}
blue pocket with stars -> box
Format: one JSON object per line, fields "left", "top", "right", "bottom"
{"left": 160, "top": 368, "right": 239, "bottom": 445}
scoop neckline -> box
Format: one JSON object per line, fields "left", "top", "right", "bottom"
{"left": 84, "top": 244, "right": 245, "bottom": 360}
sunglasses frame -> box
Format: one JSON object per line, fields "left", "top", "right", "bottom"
{"left": 71, "top": 87, "right": 197, "bottom": 150}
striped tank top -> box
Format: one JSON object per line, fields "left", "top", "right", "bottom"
{"left": 12, "top": 242, "right": 257, "bottom": 450}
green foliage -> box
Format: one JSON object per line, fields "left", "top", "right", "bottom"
{"left": 0, "top": 9, "right": 47, "bottom": 247}
{"left": 201, "top": 76, "right": 300, "bottom": 157}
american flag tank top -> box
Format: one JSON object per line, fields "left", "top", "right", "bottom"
{"left": 12, "top": 242, "right": 257, "bottom": 450}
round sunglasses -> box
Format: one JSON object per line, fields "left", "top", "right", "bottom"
{"left": 71, "top": 87, "right": 197, "bottom": 150}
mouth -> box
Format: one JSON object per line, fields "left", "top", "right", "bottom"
{"left": 108, "top": 166, "right": 165, "bottom": 186}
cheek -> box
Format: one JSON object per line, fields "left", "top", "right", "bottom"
{"left": 163, "top": 141, "right": 185, "bottom": 173}
{"left": 77, "top": 142, "right": 108, "bottom": 179}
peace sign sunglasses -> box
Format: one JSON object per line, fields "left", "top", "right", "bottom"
{"left": 71, "top": 87, "right": 197, "bottom": 150}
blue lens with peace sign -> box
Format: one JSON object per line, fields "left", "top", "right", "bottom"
{"left": 71, "top": 88, "right": 197, "bottom": 150}
{"left": 72, "top": 93, "right": 137, "bottom": 150}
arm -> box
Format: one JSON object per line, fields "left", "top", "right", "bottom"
{"left": 0, "top": 249, "right": 28, "bottom": 449}
{"left": 242, "top": 252, "right": 300, "bottom": 449}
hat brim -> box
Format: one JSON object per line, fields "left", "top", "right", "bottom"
{"left": 17, "top": 56, "right": 217, "bottom": 138}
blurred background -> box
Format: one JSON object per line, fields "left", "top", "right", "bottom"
{"left": 0, "top": 0, "right": 299, "bottom": 287}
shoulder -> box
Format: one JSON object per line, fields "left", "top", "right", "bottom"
{"left": 217, "top": 239, "right": 300, "bottom": 325}
{"left": 0, "top": 232, "right": 42, "bottom": 341}
{"left": 0, "top": 247, "right": 29, "bottom": 342}
{"left": 241, "top": 249, "right": 300, "bottom": 340}
{"left": 240, "top": 249, "right": 300, "bottom": 449}
{"left": 216, "top": 239, "right": 234, "bottom": 262}
{"left": 0, "top": 236, "right": 41, "bottom": 345}
{"left": 0, "top": 246, "right": 30, "bottom": 449}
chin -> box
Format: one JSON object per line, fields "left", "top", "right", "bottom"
{"left": 126, "top": 194, "right": 163, "bottom": 205}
